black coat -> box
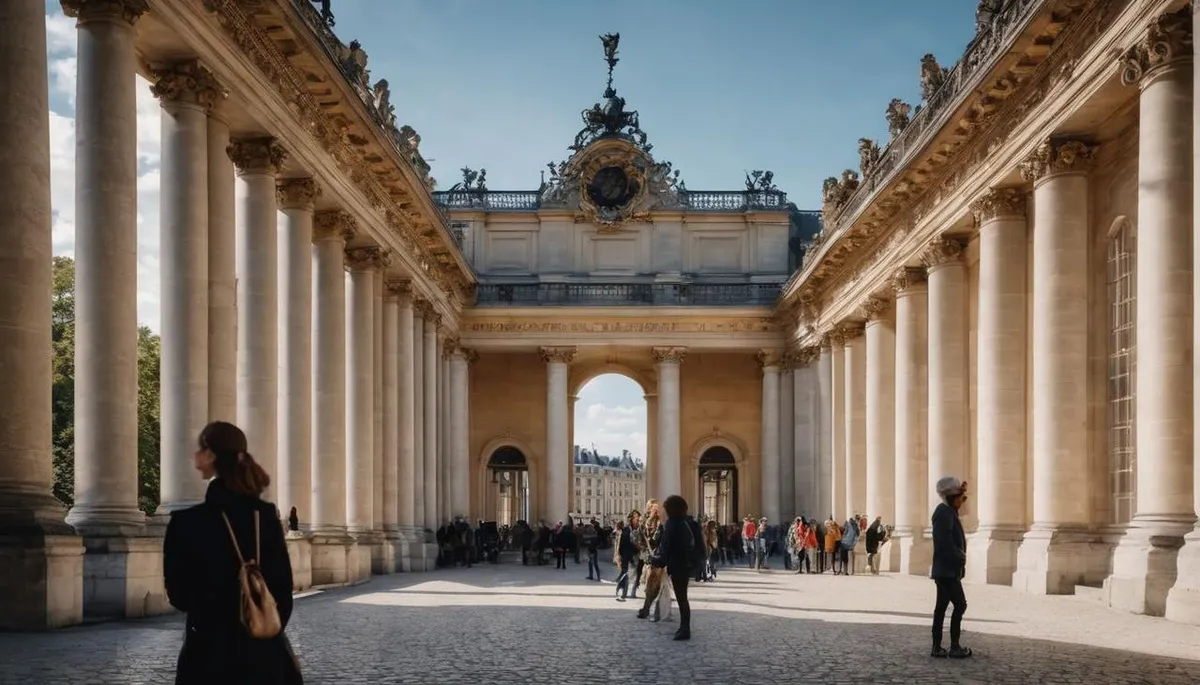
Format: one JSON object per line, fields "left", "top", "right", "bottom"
{"left": 865, "top": 522, "right": 884, "bottom": 554}
{"left": 618, "top": 526, "right": 638, "bottom": 561}
{"left": 654, "top": 517, "right": 694, "bottom": 578}
{"left": 164, "top": 478, "right": 299, "bottom": 685}
{"left": 930, "top": 502, "right": 967, "bottom": 580}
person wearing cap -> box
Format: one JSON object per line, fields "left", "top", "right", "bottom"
{"left": 930, "top": 476, "right": 972, "bottom": 659}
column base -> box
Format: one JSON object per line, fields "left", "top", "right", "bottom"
{"left": 898, "top": 531, "right": 932, "bottom": 576}
{"left": 79, "top": 534, "right": 169, "bottom": 620}
{"left": 0, "top": 527, "right": 84, "bottom": 630}
{"left": 310, "top": 532, "right": 351, "bottom": 588}
{"left": 881, "top": 540, "right": 901, "bottom": 573}
{"left": 348, "top": 536, "right": 372, "bottom": 584}
{"left": 284, "top": 532, "right": 312, "bottom": 592}
{"left": 1103, "top": 516, "right": 1191, "bottom": 616}
{"left": 377, "top": 530, "right": 399, "bottom": 575}
{"left": 1013, "top": 526, "right": 1108, "bottom": 595}
{"left": 1165, "top": 527, "right": 1200, "bottom": 625}
{"left": 421, "top": 542, "right": 439, "bottom": 571}
{"left": 965, "top": 526, "right": 1024, "bottom": 586}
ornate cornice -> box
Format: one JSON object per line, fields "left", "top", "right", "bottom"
{"left": 859, "top": 296, "right": 891, "bottom": 322}
{"left": 652, "top": 346, "right": 688, "bottom": 364}
{"left": 228, "top": 137, "right": 287, "bottom": 175}
{"left": 756, "top": 349, "right": 783, "bottom": 369}
{"left": 1018, "top": 138, "right": 1097, "bottom": 182}
{"left": 889, "top": 266, "right": 927, "bottom": 294}
{"left": 1119, "top": 6, "right": 1193, "bottom": 87}
{"left": 969, "top": 187, "right": 1025, "bottom": 223}
{"left": 795, "top": 345, "right": 821, "bottom": 368}
{"left": 60, "top": 0, "right": 148, "bottom": 25}
{"left": 276, "top": 177, "right": 320, "bottom": 210}
{"left": 344, "top": 246, "right": 392, "bottom": 273}
{"left": 313, "top": 210, "right": 356, "bottom": 243}
{"left": 149, "top": 60, "right": 226, "bottom": 111}
{"left": 921, "top": 237, "right": 965, "bottom": 270}
{"left": 539, "top": 346, "right": 578, "bottom": 364}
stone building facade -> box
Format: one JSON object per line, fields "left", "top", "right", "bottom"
{"left": 570, "top": 447, "right": 645, "bottom": 523}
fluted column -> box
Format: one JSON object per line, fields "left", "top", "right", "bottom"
{"left": 542, "top": 347, "right": 576, "bottom": 520}
{"left": 275, "top": 178, "right": 318, "bottom": 529}
{"left": 0, "top": 0, "right": 82, "bottom": 630}
{"left": 968, "top": 188, "right": 1029, "bottom": 586}
{"left": 382, "top": 284, "right": 401, "bottom": 539}
{"left": 345, "top": 247, "right": 387, "bottom": 535}
{"left": 151, "top": 61, "right": 220, "bottom": 516}
{"left": 448, "top": 343, "right": 472, "bottom": 518}
{"left": 842, "top": 325, "right": 867, "bottom": 520}
{"left": 891, "top": 268, "right": 931, "bottom": 574}
{"left": 63, "top": 0, "right": 148, "bottom": 536}
{"left": 422, "top": 306, "right": 440, "bottom": 528}
{"left": 863, "top": 298, "right": 896, "bottom": 569}
{"left": 230, "top": 138, "right": 286, "bottom": 502}
{"left": 815, "top": 340, "right": 834, "bottom": 521}
{"left": 372, "top": 275, "right": 384, "bottom": 540}
{"left": 395, "top": 284, "right": 416, "bottom": 533}
{"left": 779, "top": 357, "right": 796, "bottom": 518}
{"left": 829, "top": 331, "right": 846, "bottom": 519}
{"left": 793, "top": 347, "right": 821, "bottom": 517}
{"left": 309, "top": 211, "right": 353, "bottom": 585}
{"left": 654, "top": 347, "right": 686, "bottom": 500}
{"left": 412, "top": 304, "right": 426, "bottom": 528}
{"left": 207, "top": 102, "right": 235, "bottom": 423}
{"left": 758, "top": 350, "right": 782, "bottom": 521}
{"left": 1013, "top": 138, "right": 1104, "bottom": 595}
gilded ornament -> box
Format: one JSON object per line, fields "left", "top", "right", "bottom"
{"left": 969, "top": 187, "right": 1024, "bottom": 223}
{"left": 1119, "top": 6, "right": 1193, "bottom": 86}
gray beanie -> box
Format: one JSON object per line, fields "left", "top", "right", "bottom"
{"left": 935, "top": 476, "right": 964, "bottom": 501}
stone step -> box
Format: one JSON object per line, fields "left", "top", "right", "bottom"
{"left": 1074, "top": 584, "right": 1106, "bottom": 604}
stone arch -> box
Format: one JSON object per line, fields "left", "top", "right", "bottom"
{"left": 569, "top": 361, "right": 655, "bottom": 398}
{"left": 687, "top": 430, "right": 751, "bottom": 521}
{"left": 475, "top": 435, "right": 541, "bottom": 523}
{"left": 1106, "top": 214, "right": 1135, "bottom": 241}
{"left": 688, "top": 430, "right": 750, "bottom": 470}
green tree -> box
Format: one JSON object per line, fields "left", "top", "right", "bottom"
{"left": 49, "top": 257, "right": 162, "bottom": 516}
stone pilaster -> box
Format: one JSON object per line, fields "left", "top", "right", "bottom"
{"left": 1013, "top": 138, "right": 1108, "bottom": 595}
{"left": 891, "top": 267, "right": 931, "bottom": 575}
{"left": 542, "top": 347, "right": 577, "bottom": 520}
{"left": 758, "top": 350, "right": 782, "bottom": 522}
{"left": 862, "top": 297, "right": 897, "bottom": 571}
{"left": 968, "top": 187, "right": 1029, "bottom": 586}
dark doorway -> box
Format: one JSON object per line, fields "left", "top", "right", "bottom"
{"left": 487, "top": 446, "right": 529, "bottom": 525}
{"left": 698, "top": 446, "right": 738, "bottom": 523}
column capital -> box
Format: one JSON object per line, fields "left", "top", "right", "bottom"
{"left": 344, "top": 246, "right": 392, "bottom": 273}
{"left": 1119, "top": 6, "right": 1193, "bottom": 87}
{"left": 61, "top": 0, "right": 148, "bottom": 25}
{"left": 652, "top": 346, "right": 687, "bottom": 364}
{"left": 889, "top": 266, "right": 927, "bottom": 294}
{"left": 1018, "top": 138, "right": 1097, "bottom": 182}
{"left": 385, "top": 279, "right": 412, "bottom": 300}
{"left": 921, "top": 236, "right": 965, "bottom": 271}
{"left": 858, "top": 296, "right": 892, "bottom": 323}
{"left": 838, "top": 322, "right": 865, "bottom": 342}
{"left": 276, "top": 177, "right": 320, "bottom": 211}
{"left": 149, "top": 60, "right": 226, "bottom": 112}
{"left": 793, "top": 345, "right": 822, "bottom": 368}
{"left": 228, "top": 137, "right": 287, "bottom": 176}
{"left": 313, "top": 210, "right": 356, "bottom": 244}
{"left": 413, "top": 299, "right": 435, "bottom": 319}
{"left": 757, "top": 349, "right": 783, "bottom": 369}
{"left": 540, "top": 346, "right": 577, "bottom": 364}
{"left": 970, "top": 187, "right": 1026, "bottom": 223}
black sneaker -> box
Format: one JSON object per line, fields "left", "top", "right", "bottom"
{"left": 949, "top": 646, "right": 973, "bottom": 659}
{"left": 673, "top": 628, "right": 691, "bottom": 641}
{"left": 636, "top": 610, "right": 648, "bottom": 619}
{"left": 930, "top": 646, "right": 948, "bottom": 658}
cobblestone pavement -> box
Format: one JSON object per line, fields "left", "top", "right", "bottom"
{"left": 3, "top": 555, "right": 1200, "bottom": 684}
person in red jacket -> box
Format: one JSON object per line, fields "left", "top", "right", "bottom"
{"left": 741, "top": 516, "right": 757, "bottom": 568}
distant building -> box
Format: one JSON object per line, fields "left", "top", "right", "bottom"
{"left": 570, "top": 446, "right": 645, "bottom": 524}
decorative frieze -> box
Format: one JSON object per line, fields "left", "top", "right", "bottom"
{"left": 1017, "top": 138, "right": 1097, "bottom": 182}
{"left": 60, "top": 0, "right": 148, "bottom": 24}
{"left": 539, "top": 346, "right": 578, "bottom": 364}
{"left": 921, "top": 236, "right": 965, "bottom": 269}
{"left": 150, "top": 60, "right": 226, "bottom": 111}
{"left": 969, "top": 187, "right": 1025, "bottom": 223}
{"left": 344, "top": 246, "right": 392, "bottom": 273}
{"left": 889, "top": 266, "right": 927, "bottom": 293}
{"left": 859, "top": 296, "right": 891, "bottom": 322}
{"left": 276, "top": 178, "right": 320, "bottom": 211}
{"left": 652, "top": 346, "right": 688, "bottom": 364}
{"left": 464, "top": 319, "right": 778, "bottom": 334}
{"left": 1119, "top": 6, "right": 1193, "bottom": 86}
{"left": 227, "top": 137, "right": 287, "bottom": 175}
{"left": 312, "top": 210, "right": 356, "bottom": 243}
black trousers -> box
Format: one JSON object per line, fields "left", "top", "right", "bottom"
{"left": 669, "top": 572, "right": 691, "bottom": 630}
{"left": 932, "top": 578, "right": 967, "bottom": 648}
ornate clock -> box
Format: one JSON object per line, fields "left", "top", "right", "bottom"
{"left": 586, "top": 165, "right": 640, "bottom": 210}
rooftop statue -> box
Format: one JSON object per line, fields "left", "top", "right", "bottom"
{"left": 448, "top": 167, "right": 487, "bottom": 193}
{"left": 372, "top": 78, "right": 395, "bottom": 129}
{"left": 976, "top": 0, "right": 1001, "bottom": 31}
{"left": 745, "top": 170, "right": 777, "bottom": 193}
{"left": 886, "top": 98, "right": 912, "bottom": 138}
{"left": 310, "top": 0, "right": 334, "bottom": 26}
{"left": 858, "top": 138, "right": 881, "bottom": 177}
{"left": 570, "top": 33, "right": 652, "bottom": 152}
{"left": 919, "top": 54, "right": 950, "bottom": 101}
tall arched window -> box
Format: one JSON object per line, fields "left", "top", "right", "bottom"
{"left": 1106, "top": 217, "right": 1136, "bottom": 524}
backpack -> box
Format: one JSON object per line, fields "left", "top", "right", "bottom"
{"left": 221, "top": 510, "right": 282, "bottom": 639}
{"left": 686, "top": 518, "right": 706, "bottom": 571}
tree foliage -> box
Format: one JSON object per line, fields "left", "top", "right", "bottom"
{"left": 50, "top": 257, "right": 162, "bottom": 516}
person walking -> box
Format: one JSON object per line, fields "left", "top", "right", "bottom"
{"left": 824, "top": 518, "right": 843, "bottom": 575}
{"left": 840, "top": 515, "right": 860, "bottom": 575}
{"left": 930, "top": 477, "right": 972, "bottom": 659}
{"left": 648, "top": 495, "right": 694, "bottom": 641}
{"left": 614, "top": 518, "right": 637, "bottom": 601}
{"left": 865, "top": 516, "right": 886, "bottom": 575}
{"left": 584, "top": 517, "right": 602, "bottom": 581}
{"left": 163, "top": 421, "right": 300, "bottom": 685}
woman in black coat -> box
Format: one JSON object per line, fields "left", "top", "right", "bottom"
{"left": 163, "top": 421, "right": 299, "bottom": 684}
{"left": 652, "top": 495, "right": 694, "bottom": 641}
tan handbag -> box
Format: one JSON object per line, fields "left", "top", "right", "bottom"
{"left": 221, "top": 510, "right": 283, "bottom": 639}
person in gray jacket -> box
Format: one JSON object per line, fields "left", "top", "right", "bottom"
{"left": 930, "top": 476, "right": 971, "bottom": 659}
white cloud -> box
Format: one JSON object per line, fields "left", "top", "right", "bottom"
{"left": 574, "top": 401, "right": 648, "bottom": 463}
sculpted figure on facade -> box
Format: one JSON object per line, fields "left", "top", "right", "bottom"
{"left": 1119, "top": 5, "right": 1193, "bottom": 86}
{"left": 744, "top": 170, "right": 778, "bottom": 193}
{"left": 371, "top": 79, "right": 396, "bottom": 129}
{"left": 820, "top": 169, "right": 861, "bottom": 219}
{"left": 857, "top": 138, "right": 881, "bottom": 178}
{"left": 338, "top": 40, "right": 370, "bottom": 92}
{"left": 919, "top": 54, "right": 950, "bottom": 101}
{"left": 1018, "top": 137, "right": 1097, "bottom": 182}
{"left": 885, "top": 98, "right": 912, "bottom": 138}
{"left": 975, "top": 0, "right": 1000, "bottom": 31}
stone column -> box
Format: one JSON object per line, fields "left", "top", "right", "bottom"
{"left": 372, "top": 276, "right": 385, "bottom": 543}
{"left": 967, "top": 188, "right": 1029, "bottom": 586}
{"left": 815, "top": 341, "right": 834, "bottom": 520}
{"left": 0, "top": 0, "right": 83, "bottom": 630}
{"left": 63, "top": 0, "right": 148, "bottom": 537}
{"left": 207, "top": 100, "right": 236, "bottom": 424}
{"left": 1111, "top": 9, "right": 1197, "bottom": 618}
{"left": 309, "top": 211, "right": 353, "bottom": 586}
{"left": 439, "top": 347, "right": 450, "bottom": 523}
{"left": 829, "top": 331, "right": 846, "bottom": 519}
{"left": 394, "top": 283, "right": 417, "bottom": 565}
{"left": 422, "top": 307, "right": 440, "bottom": 528}
{"left": 842, "top": 325, "right": 867, "bottom": 520}
{"left": 779, "top": 358, "right": 796, "bottom": 517}
{"left": 793, "top": 347, "right": 820, "bottom": 516}
{"left": 151, "top": 61, "right": 220, "bottom": 516}
{"left": 645, "top": 393, "right": 658, "bottom": 501}
{"left": 758, "top": 350, "right": 782, "bottom": 522}
{"left": 1167, "top": 0, "right": 1200, "bottom": 626}
{"left": 382, "top": 284, "right": 401, "bottom": 541}
{"left": 275, "top": 178, "right": 318, "bottom": 530}
{"left": 345, "top": 248, "right": 385, "bottom": 535}
{"left": 412, "top": 304, "right": 426, "bottom": 529}
{"left": 542, "top": 347, "right": 577, "bottom": 520}
{"left": 891, "top": 268, "right": 931, "bottom": 575}
{"left": 863, "top": 298, "right": 897, "bottom": 570}
{"left": 449, "top": 344, "right": 472, "bottom": 518}
{"left": 654, "top": 347, "right": 687, "bottom": 500}
{"left": 230, "top": 138, "right": 286, "bottom": 502}
{"left": 1013, "top": 138, "right": 1106, "bottom": 595}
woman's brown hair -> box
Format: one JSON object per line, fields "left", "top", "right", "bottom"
{"left": 662, "top": 494, "right": 688, "bottom": 519}
{"left": 199, "top": 421, "right": 270, "bottom": 497}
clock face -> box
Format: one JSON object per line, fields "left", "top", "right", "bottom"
{"left": 586, "top": 165, "right": 639, "bottom": 210}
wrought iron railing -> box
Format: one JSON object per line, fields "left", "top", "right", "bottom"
{"left": 474, "top": 282, "right": 781, "bottom": 306}
{"left": 432, "top": 189, "right": 790, "bottom": 212}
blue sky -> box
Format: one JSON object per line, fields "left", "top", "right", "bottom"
{"left": 44, "top": 1, "right": 980, "bottom": 462}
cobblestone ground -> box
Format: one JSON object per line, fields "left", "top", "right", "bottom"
{"left": 3, "top": 554, "right": 1200, "bottom": 684}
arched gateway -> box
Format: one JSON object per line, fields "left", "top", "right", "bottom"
{"left": 485, "top": 447, "right": 530, "bottom": 526}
